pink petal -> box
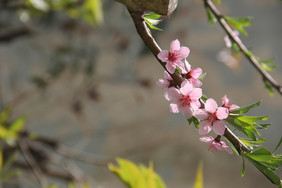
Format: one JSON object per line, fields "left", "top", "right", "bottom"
{"left": 156, "top": 79, "right": 169, "bottom": 88}
{"left": 181, "top": 107, "right": 193, "bottom": 119}
{"left": 199, "top": 120, "right": 212, "bottom": 135}
{"left": 229, "top": 104, "right": 239, "bottom": 111}
{"left": 224, "top": 36, "right": 232, "bottom": 48}
{"left": 176, "top": 46, "right": 190, "bottom": 59}
{"left": 213, "top": 120, "right": 226, "bottom": 135}
{"left": 190, "top": 100, "right": 201, "bottom": 111}
{"left": 213, "top": 142, "right": 224, "bottom": 151}
{"left": 190, "top": 79, "right": 202, "bottom": 87}
{"left": 184, "top": 59, "right": 191, "bottom": 72}
{"left": 200, "top": 136, "right": 213, "bottom": 143}
{"left": 216, "top": 107, "right": 229, "bottom": 120}
{"left": 164, "top": 87, "right": 181, "bottom": 101}
{"left": 157, "top": 50, "right": 169, "bottom": 62}
{"left": 189, "top": 88, "right": 202, "bottom": 100}
{"left": 180, "top": 80, "right": 193, "bottom": 96}
{"left": 164, "top": 71, "right": 172, "bottom": 80}
{"left": 221, "top": 142, "right": 233, "bottom": 154}
{"left": 190, "top": 68, "right": 202, "bottom": 78}
{"left": 221, "top": 95, "right": 229, "bottom": 106}
{"left": 170, "top": 39, "right": 180, "bottom": 52}
{"left": 193, "top": 109, "right": 209, "bottom": 120}
{"left": 205, "top": 98, "right": 218, "bottom": 113}
{"left": 166, "top": 63, "right": 176, "bottom": 74}
{"left": 170, "top": 102, "right": 180, "bottom": 113}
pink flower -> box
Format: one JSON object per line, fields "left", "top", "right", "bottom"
{"left": 157, "top": 71, "right": 178, "bottom": 89}
{"left": 200, "top": 136, "right": 233, "bottom": 154}
{"left": 157, "top": 39, "right": 190, "bottom": 74}
{"left": 164, "top": 80, "right": 202, "bottom": 119}
{"left": 224, "top": 30, "right": 240, "bottom": 48}
{"left": 221, "top": 95, "right": 239, "bottom": 111}
{"left": 181, "top": 60, "right": 203, "bottom": 87}
{"left": 193, "top": 98, "right": 229, "bottom": 135}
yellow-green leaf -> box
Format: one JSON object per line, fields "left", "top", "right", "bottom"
{"left": 193, "top": 161, "right": 203, "bottom": 188}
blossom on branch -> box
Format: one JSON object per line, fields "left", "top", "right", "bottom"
{"left": 164, "top": 80, "right": 202, "bottom": 119}
{"left": 224, "top": 30, "right": 240, "bottom": 48}
{"left": 181, "top": 60, "right": 203, "bottom": 87}
{"left": 221, "top": 95, "right": 239, "bottom": 111}
{"left": 194, "top": 98, "right": 229, "bottom": 135}
{"left": 157, "top": 71, "right": 178, "bottom": 89}
{"left": 200, "top": 136, "right": 233, "bottom": 154}
{"left": 157, "top": 39, "right": 190, "bottom": 74}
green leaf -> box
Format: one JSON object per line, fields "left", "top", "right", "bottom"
{"left": 230, "top": 101, "right": 261, "bottom": 114}
{"left": 212, "top": 0, "right": 221, "bottom": 4}
{"left": 236, "top": 115, "right": 269, "bottom": 123}
{"left": 9, "top": 117, "right": 26, "bottom": 132}
{"left": 231, "top": 42, "right": 240, "bottom": 54}
{"left": 224, "top": 16, "right": 252, "bottom": 36}
{"left": 241, "top": 156, "right": 245, "bottom": 176}
{"left": 239, "top": 137, "right": 266, "bottom": 148}
{"left": 254, "top": 123, "right": 271, "bottom": 129}
{"left": 144, "top": 12, "right": 161, "bottom": 20}
{"left": 248, "top": 148, "right": 272, "bottom": 162}
{"left": 206, "top": 8, "right": 216, "bottom": 24}
{"left": 244, "top": 154, "right": 281, "bottom": 186}
{"left": 0, "top": 108, "right": 11, "bottom": 124}
{"left": 264, "top": 80, "right": 274, "bottom": 97}
{"left": 258, "top": 57, "right": 277, "bottom": 72}
{"left": 193, "top": 161, "right": 203, "bottom": 188}
{"left": 273, "top": 137, "right": 282, "bottom": 153}
{"left": 108, "top": 158, "right": 166, "bottom": 188}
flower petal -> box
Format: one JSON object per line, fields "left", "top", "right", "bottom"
{"left": 221, "top": 141, "right": 233, "bottom": 154}
{"left": 184, "top": 59, "right": 191, "bottom": 72}
{"left": 182, "top": 107, "right": 193, "bottom": 119}
{"left": 190, "top": 100, "right": 201, "bottom": 111}
{"left": 180, "top": 80, "right": 193, "bottom": 96}
{"left": 164, "top": 87, "right": 181, "bottom": 101}
{"left": 157, "top": 50, "right": 169, "bottom": 62}
{"left": 156, "top": 79, "right": 169, "bottom": 88}
{"left": 213, "top": 120, "right": 226, "bottom": 135}
{"left": 190, "top": 79, "right": 202, "bottom": 87}
{"left": 205, "top": 98, "right": 218, "bottom": 113}
{"left": 193, "top": 109, "right": 209, "bottom": 120}
{"left": 199, "top": 120, "right": 212, "bottom": 135}
{"left": 189, "top": 88, "right": 202, "bottom": 100}
{"left": 221, "top": 95, "right": 229, "bottom": 106}
{"left": 166, "top": 63, "right": 176, "bottom": 74}
{"left": 170, "top": 39, "right": 180, "bottom": 52}
{"left": 190, "top": 68, "right": 202, "bottom": 78}
{"left": 170, "top": 102, "right": 180, "bottom": 113}
{"left": 216, "top": 107, "right": 229, "bottom": 120}
{"left": 164, "top": 71, "right": 172, "bottom": 80}
{"left": 229, "top": 104, "right": 239, "bottom": 111}
{"left": 176, "top": 46, "right": 190, "bottom": 59}
{"left": 200, "top": 136, "right": 213, "bottom": 143}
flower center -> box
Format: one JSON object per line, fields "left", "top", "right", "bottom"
{"left": 208, "top": 113, "right": 217, "bottom": 123}
{"left": 182, "top": 71, "right": 192, "bottom": 79}
{"left": 179, "top": 95, "right": 191, "bottom": 107}
{"left": 168, "top": 52, "right": 178, "bottom": 62}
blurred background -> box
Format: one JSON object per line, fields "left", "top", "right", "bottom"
{"left": 0, "top": 0, "right": 281, "bottom": 187}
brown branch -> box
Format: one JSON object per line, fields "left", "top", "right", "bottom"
{"left": 127, "top": 10, "right": 250, "bottom": 154}
{"left": 0, "top": 28, "right": 32, "bottom": 43}
{"left": 205, "top": 0, "right": 282, "bottom": 95}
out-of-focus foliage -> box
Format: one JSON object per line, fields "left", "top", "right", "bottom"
{"left": 193, "top": 161, "right": 203, "bottom": 188}
{"left": 22, "top": 0, "right": 103, "bottom": 25}
{"left": 108, "top": 158, "right": 166, "bottom": 188}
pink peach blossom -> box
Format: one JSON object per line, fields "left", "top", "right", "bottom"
{"left": 194, "top": 98, "right": 229, "bottom": 135}
{"left": 157, "top": 71, "right": 178, "bottom": 89}
{"left": 221, "top": 95, "right": 239, "bottom": 111}
{"left": 164, "top": 80, "right": 202, "bottom": 119}
{"left": 181, "top": 60, "right": 203, "bottom": 87}
{"left": 200, "top": 136, "right": 233, "bottom": 154}
{"left": 157, "top": 39, "right": 190, "bottom": 74}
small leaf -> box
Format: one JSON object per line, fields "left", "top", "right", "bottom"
{"left": 248, "top": 148, "right": 272, "bottom": 162}
{"left": 241, "top": 156, "right": 245, "bottom": 176}
{"left": 230, "top": 101, "right": 261, "bottom": 114}
{"left": 224, "top": 16, "right": 252, "bottom": 36}
{"left": 264, "top": 80, "right": 274, "bottom": 97}
{"left": 9, "top": 117, "right": 26, "bottom": 132}
{"left": 193, "top": 161, "right": 203, "bottom": 188}
{"left": 144, "top": 12, "right": 161, "bottom": 20}
{"left": 212, "top": 0, "right": 221, "bottom": 4}
{"left": 206, "top": 8, "right": 216, "bottom": 24}
{"left": 273, "top": 137, "right": 282, "bottom": 153}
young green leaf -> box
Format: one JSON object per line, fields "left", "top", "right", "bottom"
{"left": 264, "top": 80, "right": 274, "bottom": 97}
{"left": 9, "top": 117, "right": 26, "bottom": 132}
{"left": 241, "top": 156, "right": 245, "bottom": 177}
{"left": 224, "top": 16, "right": 252, "bottom": 36}
{"left": 273, "top": 137, "right": 282, "bottom": 154}
{"left": 229, "top": 101, "right": 261, "bottom": 114}
{"left": 144, "top": 12, "right": 161, "bottom": 20}
{"left": 212, "top": 0, "right": 221, "bottom": 4}
{"left": 144, "top": 12, "right": 163, "bottom": 31}
{"left": 248, "top": 148, "right": 272, "bottom": 162}
{"left": 205, "top": 8, "right": 216, "bottom": 25}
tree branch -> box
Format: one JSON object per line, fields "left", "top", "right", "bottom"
{"left": 205, "top": 0, "right": 282, "bottom": 95}
{"left": 127, "top": 9, "right": 250, "bottom": 154}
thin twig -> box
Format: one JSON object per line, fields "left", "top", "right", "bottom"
{"left": 18, "top": 139, "right": 48, "bottom": 187}
{"left": 205, "top": 0, "right": 282, "bottom": 95}
{"left": 127, "top": 9, "right": 250, "bottom": 154}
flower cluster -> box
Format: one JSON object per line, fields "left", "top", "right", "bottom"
{"left": 157, "top": 39, "right": 239, "bottom": 154}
